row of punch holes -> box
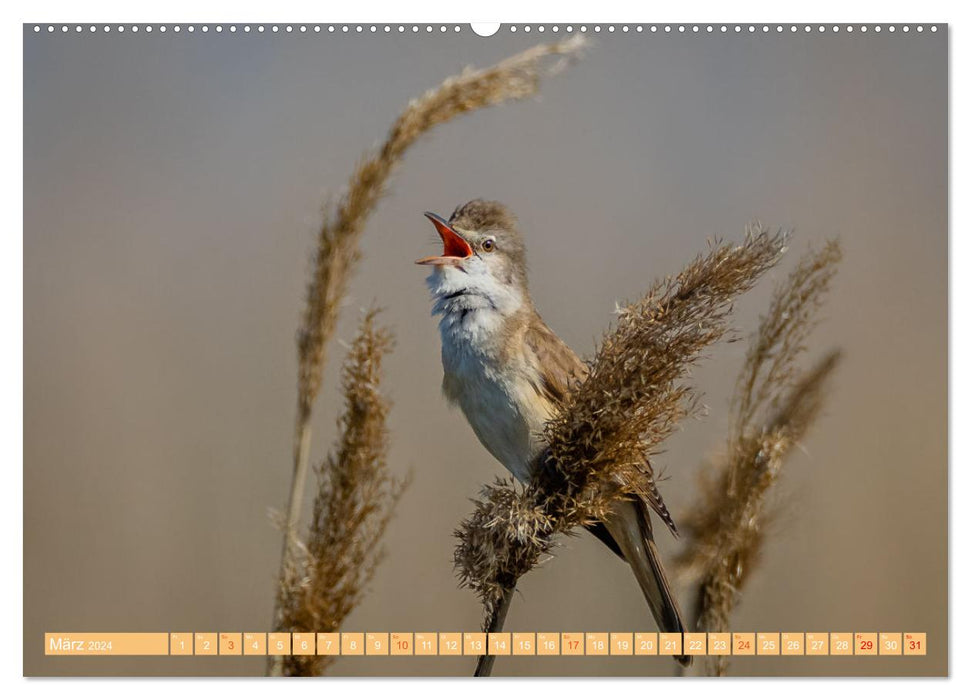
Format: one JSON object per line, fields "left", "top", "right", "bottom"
{"left": 32, "top": 24, "right": 940, "bottom": 35}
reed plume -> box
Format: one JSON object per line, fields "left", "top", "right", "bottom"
{"left": 271, "top": 37, "right": 587, "bottom": 675}
{"left": 277, "top": 310, "right": 406, "bottom": 677}
{"left": 678, "top": 240, "right": 842, "bottom": 676}
{"left": 455, "top": 229, "right": 788, "bottom": 674}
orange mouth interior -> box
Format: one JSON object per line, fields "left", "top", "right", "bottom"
{"left": 417, "top": 212, "right": 474, "bottom": 266}
{"left": 439, "top": 225, "right": 473, "bottom": 258}
{"left": 428, "top": 215, "right": 473, "bottom": 259}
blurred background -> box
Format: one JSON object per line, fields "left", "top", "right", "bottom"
{"left": 23, "top": 25, "right": 947, "bottom": 676}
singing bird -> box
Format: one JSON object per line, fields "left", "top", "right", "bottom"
{"left": 417, "top": 200, "right": 690, "bottom": 665}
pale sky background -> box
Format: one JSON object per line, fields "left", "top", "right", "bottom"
{"left": 24, "top": 25, "right": 947, "bottom": 676}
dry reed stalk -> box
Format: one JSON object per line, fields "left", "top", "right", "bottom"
{"left": 270, "top": 36, "right": 588, "bottom": 668}
{"left": 454, "top": 229, "right": 788, "bottom": 667}
{"left": 678, "top": 241, "right": 842, "bottom": 676}
{"left": 277, "top": 310, "right": 406, "bottom": 677}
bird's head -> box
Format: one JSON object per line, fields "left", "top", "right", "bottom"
{"left": 417, "top": 200, "right": 529, "bottom": 313}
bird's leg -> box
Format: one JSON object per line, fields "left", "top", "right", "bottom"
{"left": 473, "top": 586, "right": 515, "bottom": 677}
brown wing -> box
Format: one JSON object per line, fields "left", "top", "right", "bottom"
{"left": 523, "top": 316, "right": 588, "bottom": 409}
{"left": 525, "top": 315, "right": 679, "bottom": 538}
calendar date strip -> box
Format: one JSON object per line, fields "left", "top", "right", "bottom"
{"left": 45, "top": 632, "right": 927, "bottom": 657}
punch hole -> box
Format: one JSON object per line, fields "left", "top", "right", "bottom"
{"left": 471, "top": 23, "right": 500, "bottom": 37}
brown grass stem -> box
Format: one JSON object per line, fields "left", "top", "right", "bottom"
{"left": 473, "top": 586, "right": 515, "bottom": 677}
{"left": 276, "top": 310, "right": 406, "bottom": 677}
{"left": 678, "top": 240, "right": 842, "bottom": 676}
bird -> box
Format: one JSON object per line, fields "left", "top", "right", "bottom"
{"left": 417, "top": 199, "right": 690, "bottom": 666}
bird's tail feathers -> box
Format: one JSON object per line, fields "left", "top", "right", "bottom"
{"left": 603, "top": 499, "right": 692, "bottom": 667}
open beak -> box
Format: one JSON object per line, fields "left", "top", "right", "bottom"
{"left": 416, "top": 212, "right": 474, "bottom": 266}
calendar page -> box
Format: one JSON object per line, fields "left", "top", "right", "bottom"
{"left": 22, "top": 19, "right": 947, "bottom": 679}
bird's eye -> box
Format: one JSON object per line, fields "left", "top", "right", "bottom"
{"left": 481, "top": 239, "right": 496, "bottom": 252}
